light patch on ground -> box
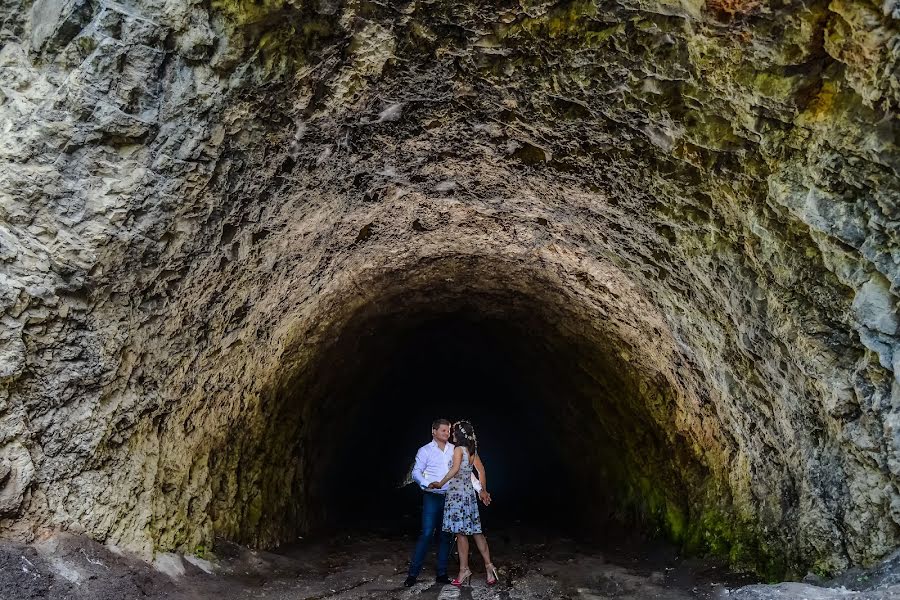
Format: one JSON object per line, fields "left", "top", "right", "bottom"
{"left": 437, "top": 584, "right": 461, "bottom": 599}
{"left": 471, "top": 583, "right": 503, "bottom": 599}
{"left": 48, "top": 557, "right": 81, "bottom": 584}
{"left": 152, "top": 552, "right": 185, "bottom": 578}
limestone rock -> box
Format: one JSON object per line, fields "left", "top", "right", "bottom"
{"left": 0, "top": 0, "right": 897, "bottom": 583}
{"left": 30, "top": 0, "right": 94, "bottom": 54}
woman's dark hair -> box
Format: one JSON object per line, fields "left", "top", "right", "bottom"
{"left": 452, "top": 420, "right": 478, "bottom": 457}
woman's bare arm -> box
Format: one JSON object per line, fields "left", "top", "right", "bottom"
{"left": 431, "top": 447, "right": 463, "bottom": 488}
{"left": 472, "top": 454, "right": 488, "bottom": 492}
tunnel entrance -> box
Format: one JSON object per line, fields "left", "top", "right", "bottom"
{"left": 206, "top": 257, "right": 756, "bottom": 575}
{"left": 278, "top": 268, "right": 711, "bottom": 555}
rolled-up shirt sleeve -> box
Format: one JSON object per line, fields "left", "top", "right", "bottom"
{"left": 411, "top": 447, "right": 430, "bottom": 488}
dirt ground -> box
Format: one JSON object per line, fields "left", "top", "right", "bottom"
{"left": 0, "top": 524, "right": 755, "bottom": 600}
{"left": 0, "top": 525, "right": 897, "bottom": 599}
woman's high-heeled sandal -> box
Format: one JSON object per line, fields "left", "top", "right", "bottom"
{"left": 451, "top": 568, "right": 472, "bottom": 587}
{"left": 486, "top": 563, "right": 499, "bottom": 586}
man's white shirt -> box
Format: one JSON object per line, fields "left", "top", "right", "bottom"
{"left": 411, "top": 440, "right": 453, "bottom": 494}
{"left": 411, "top": 439, "right": 483, "bottom": 494}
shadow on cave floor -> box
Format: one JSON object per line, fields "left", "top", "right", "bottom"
{"left": 7, "top": 525, "right": 900, "bottom": 600}
{"left": 0, "top": 527, "right": 758, "bottom": 599}
{"left": 244, "top": 520, "right": 762, "bottom": 600}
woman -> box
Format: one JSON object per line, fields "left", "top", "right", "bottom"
{"left": 428, "top": 420, "right": 498, "bottom": 586}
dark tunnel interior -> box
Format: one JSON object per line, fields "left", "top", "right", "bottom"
{"left": 319, "top": 315, "right": 583, "bottom": 537}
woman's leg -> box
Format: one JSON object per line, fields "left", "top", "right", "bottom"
{"left": 456, "top": 534, "right": 470, "bottom": 577}
{"left": 472, "top": 533, "right": 492, "bottom": 566}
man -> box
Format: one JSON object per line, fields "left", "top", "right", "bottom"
{"left": 405, "top": 418, "right": 455, "bottom": 587}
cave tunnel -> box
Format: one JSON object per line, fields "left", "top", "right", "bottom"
{"left": 204, "top": 255, "right": 723, "bottom": 573}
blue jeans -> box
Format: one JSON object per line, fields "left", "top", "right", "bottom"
{"left": 408, "top": 492, "right": 453, "bottom": 577}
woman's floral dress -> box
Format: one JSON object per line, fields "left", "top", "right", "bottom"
{"left": 442, "top": 448, "right": 482, "bottom": 534}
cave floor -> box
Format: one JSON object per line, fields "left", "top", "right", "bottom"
{"left": 0, "top": 525, "right": 766, "bottom": 599}
{"left": 6, "top": 523, "right": 900, "bottom": 599}
{"left": 220, "top": 527, "right": 756, "bottom": 600}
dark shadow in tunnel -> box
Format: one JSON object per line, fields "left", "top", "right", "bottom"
{"left": 318, "top": 314, "right": 589, "bottom": 540}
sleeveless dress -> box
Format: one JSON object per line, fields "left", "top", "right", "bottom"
{"left": 442, "top": 448, "right": 482, "bottom": 534}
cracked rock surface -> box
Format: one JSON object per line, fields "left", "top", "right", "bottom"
{"left": 0, "top": 0, "right": 898, "bottom": 583}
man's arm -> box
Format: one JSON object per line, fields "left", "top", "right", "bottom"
{"left": 410, "top": 447, "right": 430, "bottom": 489}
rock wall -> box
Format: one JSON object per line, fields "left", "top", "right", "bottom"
{"left": 0, "top": 0, "right": 898, "bottom": 578}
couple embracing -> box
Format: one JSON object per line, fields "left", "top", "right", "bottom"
{"left": 404, "top": 419, "right": 498, "bottom": 588}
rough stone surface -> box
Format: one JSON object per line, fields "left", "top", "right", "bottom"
{"left": 0, "top": 0, "right": 898, "bottom": 581}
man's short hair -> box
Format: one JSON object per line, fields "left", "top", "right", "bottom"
{"left": 432, "top": 418, "right": 451, "bottom": 430}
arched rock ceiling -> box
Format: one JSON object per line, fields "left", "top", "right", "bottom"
{"left": 0, "top": 0, "right": 898, "bottom": 578}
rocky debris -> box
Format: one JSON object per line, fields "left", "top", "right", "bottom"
{"left": 726, "top": 583, "right": 900, "bottom": 599}
{"left": 0, "top": 529, "right": 759, "bottom": 599}
{"left": 0, "top": 533, "right": 183, "bottom": 599}
{"left": 0, "top": 529, "right": 897, "bottom": 599}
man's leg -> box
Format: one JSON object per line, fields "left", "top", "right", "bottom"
{"left": 407, "top": 493, "right": 441, "bottom": 580}
{"left": 436, "top": 531, "right": 453, "bottom": 577}
{"left": 435, "top": 496, "right": 453, "bottom": 578}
